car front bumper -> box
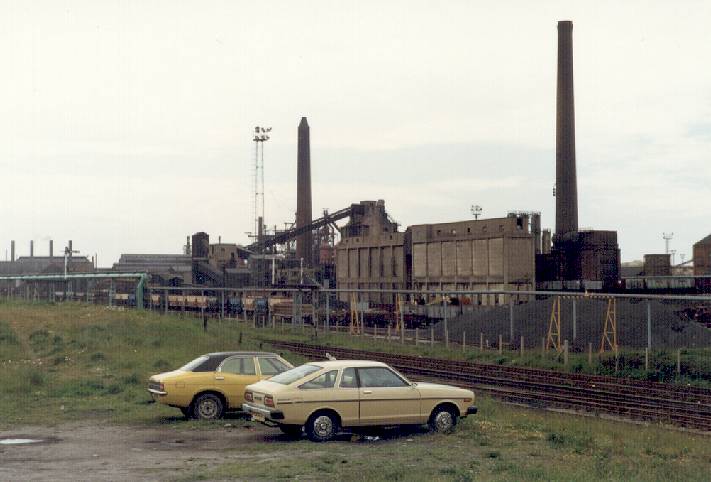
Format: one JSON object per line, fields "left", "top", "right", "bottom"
{"left": 242, "top": 402, "right": 285, "bottom": 421}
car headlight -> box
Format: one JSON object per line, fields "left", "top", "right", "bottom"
{"left": 264, "top": 395, "right": 275, "bottom": 407}
{"left": 245, "top": 391, "right": 253, "bottom": 402}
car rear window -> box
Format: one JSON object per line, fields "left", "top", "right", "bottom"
{"left": 300, "top": 370, "right": 338, "bottom": 389}
{"left": 180, "top": 355, "right": 226, "bottom": 372}
{"left": 179, "top": 356, "right": 209, "bottom": 371}
{"left": 258, "top": 357, "right": 290, "bottom": 376}
{"left": 269, "top": 364, "right": 322, "bottom": 385}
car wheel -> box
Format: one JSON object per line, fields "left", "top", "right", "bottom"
{"left": 429, "top": 406, "right": 457, "bottom": 433}
{"left": 279, "top": 424, "right": 303, "bottom": 438}
{"left": 179, "top": 407, "right": 191, "bottom": 418}
{"left": 192, "top": 393, "right": 224, "bottom": 420}
{"left": 306, "top": 412, "right": 338, "bottom": 442}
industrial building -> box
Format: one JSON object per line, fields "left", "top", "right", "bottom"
{"left": 0, "top": 240, "right": 94, "bottom": 276}
{"left": 694, "top": 235, "right": 711, "bottom": 276}
{"left": 410, "top": 214, "right": 536, "bottom": 300}
{"left": 335, "top": 201, "right": 536, "bottom": 305}
{"left": 111, "top": 254, "right": 192, "bottom": 285}
{"left": 335, "top": 200, "right": 407, "bottom": 303}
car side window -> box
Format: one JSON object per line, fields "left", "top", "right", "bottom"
{"left": 220, "top": 357, "right": 256, "bottom": 375}
{"left": 339, "top": 368, "right": 358, "bottom": 388}
{"left": 300, "top": 370, "right": 338, "bottom": 389}
{"left": 357, "top": 367, "right": 409, "bottom": 388}
{"left": 258, "top": 357, "right": 289, "bottom": 376}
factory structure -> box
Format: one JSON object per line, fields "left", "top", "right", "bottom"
{"left": 2, "top": 21, "right": 709, "bottom": 300}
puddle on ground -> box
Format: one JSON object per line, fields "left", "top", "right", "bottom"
{"left": 0, "top": 439, "right": 43, "bottom": 445}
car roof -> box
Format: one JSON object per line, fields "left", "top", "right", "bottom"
{"left": 308, "top": 360, "right": 389, "bottom": 369}
{"left": 206, "top": 351, "right": 279, "bottom": 358}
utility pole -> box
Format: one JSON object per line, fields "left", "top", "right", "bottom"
{"left": 64, "top": 246, "right": 79, "bottom": 278}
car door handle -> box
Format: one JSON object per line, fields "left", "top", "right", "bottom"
{"left": 362, "top": 390, "right": 372, "bottom": 394}
{"left": 215, "top": 376, "right": 225, "bottom": 380}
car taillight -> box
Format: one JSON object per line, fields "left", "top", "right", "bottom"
{"left": 264, "top": 395, "right": 275, "bottom": 407}
{"left": 245, "top": 391, "right": 253, "bottom": 402}
{"left": 159, "top": 383, "right": 165, "bottom": 392}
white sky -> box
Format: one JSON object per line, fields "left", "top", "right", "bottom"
{"left": 1, "top": 0, "right": 709, "bottom": 265}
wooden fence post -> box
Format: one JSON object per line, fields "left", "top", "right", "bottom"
{"left": 588, "top": 343, "right": 593, "bottom": 365}
{"left": 564, "top": 339, "right": 569, "bottom": 366}
{"left": 645, "top": 347, "right": 649, "bottom": 371}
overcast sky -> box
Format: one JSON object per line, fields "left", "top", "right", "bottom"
{"left": 1, "top": 1, "right": 709, "bottom": 266}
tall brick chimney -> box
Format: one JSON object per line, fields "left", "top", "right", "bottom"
{"left": 296, "top": 117, "right": 313, "bottom": 267}
{"left": 555, "top": 20, "right": 578, "bottom": 237}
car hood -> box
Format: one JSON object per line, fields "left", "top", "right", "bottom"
{"left": 415, "top": 382, "right": 474, "bottom": 398}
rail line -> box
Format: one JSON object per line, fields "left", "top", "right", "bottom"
{"left": 266, "top": 340, "right": 711, "bottom": 432}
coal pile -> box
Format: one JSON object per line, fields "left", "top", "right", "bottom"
{"left": 432, "top": 298, "right": 711, "bottom": 350}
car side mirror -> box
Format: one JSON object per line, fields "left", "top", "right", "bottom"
{"left": 410, "top": 382, "right": 417, "bottom": 388}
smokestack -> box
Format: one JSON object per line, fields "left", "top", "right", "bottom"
{"left": 49, "top": 240, "right": 53, "bottom": 258}
{"left": 296, "top": 117, "right": 313, "bottom": 266}
{"left": 555, "top": 20, "right": 578, "bottom": 237}
{"left": 30, "top": 240, "right": 34, "bottom": 257}
{"left": 11, "top": 240, "right": 15, "bottom": 262}
{"left": 68, "top": 240, "right": 73, "bottom": 258}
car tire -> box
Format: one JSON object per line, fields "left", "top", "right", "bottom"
{"left": 305, "top": 412, "right": 338, "bottom": 442}
{"left": 179, "top": 407, "right": 191, "bottom": 419}
{"left": 279, "top": 424, "right": 303, "bottom": 438}
{"left": 429, "top": 406, "right": 457, "bottom": 434}
{"left": 192, "top": 393, "right": 224, "bottom": 420}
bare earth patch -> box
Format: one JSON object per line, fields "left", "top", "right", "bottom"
{"left": 0, "top": 421, "right": 283, "bottom": 481}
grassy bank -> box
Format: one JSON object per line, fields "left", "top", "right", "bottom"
{"left": 0, "top": 300, "right": 307, "bottom": 426}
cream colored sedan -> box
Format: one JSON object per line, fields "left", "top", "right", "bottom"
{"left": 242, "top": 360, "right": 477, "bottom": 441}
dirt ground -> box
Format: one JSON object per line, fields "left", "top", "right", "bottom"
{"left": 0, "top": 418, "right": 284, "bottom": 482}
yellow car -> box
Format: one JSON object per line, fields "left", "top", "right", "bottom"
{"left": 242, "top": 360, "right": 477, "bottom": 441}
{"left": 148, "top": 351, "right": 293, "bottom": 420}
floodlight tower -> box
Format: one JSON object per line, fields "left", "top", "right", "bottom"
{"left": 663, "top": 232, "right": 674, "bottom": 254}
{"left": 470, "top": 205, "right": 483, "bottom": 220}
{"left": 253, "top": 126, "right": 271, "bottom": 240}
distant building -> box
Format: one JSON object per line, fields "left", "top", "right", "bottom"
{"left": 335, "top": 200, "right": 406, "bottom": 304}
{"left": 112, "top": 254, "right": 191, "bottom": 285}
{"left": 694, "top": 234, "right": 711, "bottom": 276}
{"left": 0, "top": 256, "right": 93, "bottom": 276}
{"left": 335, "top": 201, "right": 536, "bottom": 305}
{"left": 409, "top": 214, "right": 535, "bottom": 304}
{"left": 643, "top": 254, "right": 672, "bottom": 277}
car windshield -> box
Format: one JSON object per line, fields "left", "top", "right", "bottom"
{"left": 179, "top": 355, "right": 209, "bottom": 371}
{"left": 268, "top": 364, "right": 322, "bottom": 385}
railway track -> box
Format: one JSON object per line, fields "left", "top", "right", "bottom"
{"left": 266, "top": 340, "right": 711, "bottom": 432}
